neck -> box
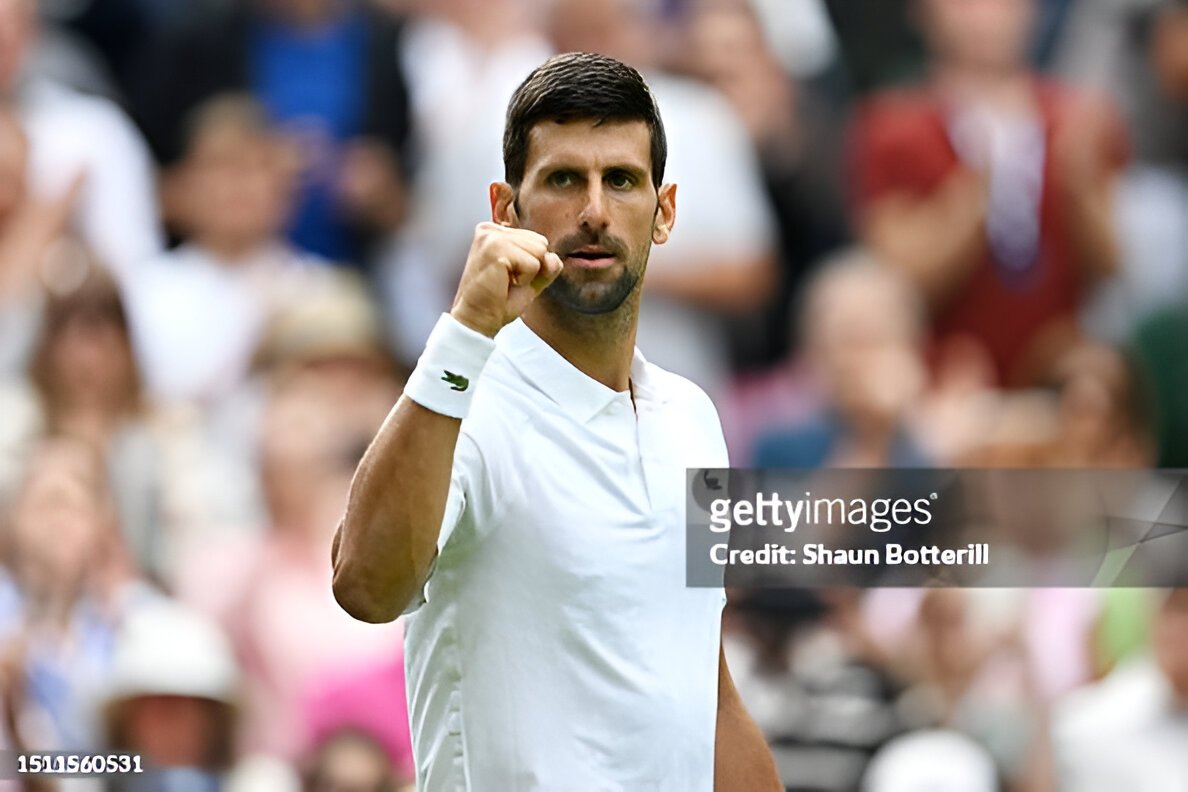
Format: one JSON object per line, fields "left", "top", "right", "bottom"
{"left": 522, "top": 292, "right": 639, "bottom": 392}
{"left": 194, "top": 234, "right": 272, "bottom": 265}
{"left": 933, "top": 60, "right": 1032, "bottom": 110}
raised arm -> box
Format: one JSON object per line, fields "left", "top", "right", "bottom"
{"left": 331, "top": 221, "right": 561, "bottom": 623}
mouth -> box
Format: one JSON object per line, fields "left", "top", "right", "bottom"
{"left": 563, "top": 247, "right": 617, "bottom": 269}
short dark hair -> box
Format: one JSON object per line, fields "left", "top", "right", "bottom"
{"left": 503, "top": 52, "right": 667, "bottom": 190}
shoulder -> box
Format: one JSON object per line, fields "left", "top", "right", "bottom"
{"left": 22, "top": 80, "right": 123, "bottom": 124}
{"left": 649, "top": 363, "right": 722, "bottom": 418}
{"left": 855, "top": 85, "right": 940, "bottom": 121}
{"left": 639, "top": 359, "right": 730, "bottom": 466}
{"left": 22, "top": 80, "right": 148, "bottom": 150}
{"left": 851, "top": 86, "right": 946, "bottom": 144}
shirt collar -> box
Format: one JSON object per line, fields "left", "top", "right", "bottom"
{"left": 498, "top": 319, "right": 664, "bottom": 423}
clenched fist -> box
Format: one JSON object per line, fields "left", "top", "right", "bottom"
{"left": 450, "top": 222, "right": 564, "bottom": 338}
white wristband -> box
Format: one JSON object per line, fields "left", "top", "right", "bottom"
{"left": 404, "top": 313, "right": 497, "bottom": 418}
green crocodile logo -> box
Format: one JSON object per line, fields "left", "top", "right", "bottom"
{"left": 442, "top": 371, "right": 469, "bottom": 392}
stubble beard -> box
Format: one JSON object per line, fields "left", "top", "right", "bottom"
{"left": 537, "top": 245, "right": 649, "bottom": 342}
{"left": 544, "top": 261, "right": 641, "bottom": 315}
{"left": 542, "top": 226, "right": 648, "bottom": 314}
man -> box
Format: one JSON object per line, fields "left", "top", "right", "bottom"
{"left": 331, "top": 53, "right": 780, "bottom": 790}
{"left": 128, "top": 0, "right": 411, "bottom": 264}
{"left": 849, "top": 0, "right": 1126, "bottom": 387}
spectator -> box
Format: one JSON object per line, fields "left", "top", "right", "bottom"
{"left": 102, "top": 599, "right": 299, "bottom": 791}
{"left": 1059, "top": 0, "right": 1188, "bottom": 339}
{"left": 124, "top": 93, "right": 336, "bottom": 407}
{"left": 752, "top": 250, "right": 930, "bottom": 469}
{"left": 300, "top": 653, "right": 414, "bottom": 786}
{"left": 888, "top": 589, "right": 1044, "bottom": 786}
{"left": 0, "top": 0, "right": 162, "bottom": 283}
{"left": 723, "top": 589, "right": 906, "bottom": 791}
{"left": 129, "top": 0, "right": 413, "bottom": 264}
{"left": 197, "top": 269, "right": 404, "bottom": 514}
{"left": 1054, "top": 588, "right": 1188, "bottom": 791}
{"left": 0, "top": 437, "right": 153, "bottom": 753}
{"left": 376, "top": 0, "right": 550, "bottom": 365}
{"left": 302, "top": 728, "right": 408, "bottom": 792}
{"left": 179, "top": 368, "right": 401, "bottom": 759}
{"left": 682, "top": 0, "right": 851, "bottom": 371}
{"left": 0, "top": 261, "right": 246, "bottom": 586}
{"left": 850, "top": 0, "right": 1128, "bottom": 387}
{"left": 1044, "top": 342, "right": 1152, "bottom": 468}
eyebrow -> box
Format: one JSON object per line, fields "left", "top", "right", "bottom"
{"left": 537, "top": 162, "right": 649, "bottom": 180}
{"left": 605, "top": 164, "right": 648, "bottom": 180}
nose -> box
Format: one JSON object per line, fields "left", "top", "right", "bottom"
{"left": 579, "top": 181, "right": 609, "bottom": 231}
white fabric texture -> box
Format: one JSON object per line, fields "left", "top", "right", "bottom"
{"left": 405, "top": 318, "right": 729, "bottom": 791}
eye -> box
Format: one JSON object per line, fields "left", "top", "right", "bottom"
{"left": 607, "top": 170, "right": 636, "bottom": 190}
{"left": 548, "top": 171, "right": 577, "bottom": 188}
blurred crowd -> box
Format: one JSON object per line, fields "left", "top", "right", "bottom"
{"left": 0, "top": 0, "right": 1185, "bottom": 789}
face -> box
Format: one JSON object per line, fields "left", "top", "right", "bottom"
{"left": 806, "top": 268, "right": 923, "bottom": 424}
{"left": 123, "top": 695, "right": 222, "bottom": 767}
{"left": 11, "top": 441, "right": 105, "bottom": 601}
{"left": 920, "top": 0, "right": 1035, "bottom": 72}
{"left": 179, "top": 125, "right": 296, "bottom": 250}
{"left": 48, "top": 305, "right": 136, "bottom": 411}
{"left": 308, "top": 734, "right": 395, "bottom": 792}
{"left": 493, "top": 119, "right": 675, "bottom": 316}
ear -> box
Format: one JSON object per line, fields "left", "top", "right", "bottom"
{"left": 652, "top": 182, "right": 677, "bottom": 245}
{"left": 490, "top": 182, "right": 518, "bottom": 226}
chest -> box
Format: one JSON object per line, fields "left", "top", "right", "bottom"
{"left": 479, "top": 403, "right": 722, "bottom": 600}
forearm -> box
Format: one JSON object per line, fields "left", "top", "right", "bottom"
{"left": 330, "top": 217, "right": 557, "bottom": 620}
{"left": 1065, "top": 180, "right": 1120, "bottom": 282}
{"left": 332, "top": 396, "right": 461, "bottom": 623}
{"left": 715, "top": 647, "right": 782, "bottom": 791}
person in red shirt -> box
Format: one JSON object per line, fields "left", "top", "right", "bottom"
{"left": 849, "top": 0, "right": 1127, "bottom": 387}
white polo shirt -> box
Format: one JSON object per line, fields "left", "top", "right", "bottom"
{"left": 404, "top": 319, "right": 728, "bottom": 791}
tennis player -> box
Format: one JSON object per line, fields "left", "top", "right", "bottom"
{"left": 332, "top": 52, "right": 780, "bottom": 791}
